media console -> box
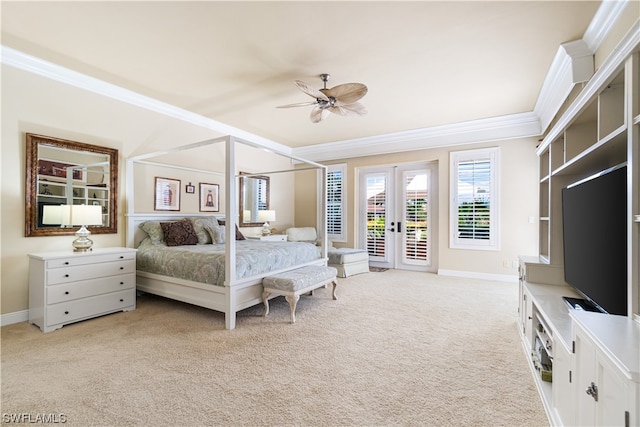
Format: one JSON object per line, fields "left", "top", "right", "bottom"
{"left": 519, "top": 257, "right": 639, "bottom": 426}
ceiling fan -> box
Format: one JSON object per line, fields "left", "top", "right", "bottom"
{"left": 277, "top": 74, "right": 368, "bottom": 123}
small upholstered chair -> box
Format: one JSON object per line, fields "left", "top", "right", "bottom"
{"left": 285, "top": 227, "right": 333, "bottom": 255}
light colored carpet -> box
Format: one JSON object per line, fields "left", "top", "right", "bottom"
{"left": 1, "top": 270, "right": 548, "bottom": 426}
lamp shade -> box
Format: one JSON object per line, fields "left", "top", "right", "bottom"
{"left": 67, "top": 205, "right": 103, "bottom": 226}
{"left": 258, "top": 210, "right": 276, "bottom": 222}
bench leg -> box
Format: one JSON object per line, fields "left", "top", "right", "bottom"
{"left": 331, "top": 280, "right": 338, "bottom": 300}
{"left": 262, "top": 290, "right": 271, "bottom": 317}
{"left": 285, "top": 294, "right": 300, "bottom": 323}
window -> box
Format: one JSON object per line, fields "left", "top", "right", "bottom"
{"left": 450, "top": 147, "right": 499, "bottom": 250}
{"left": 327, "top": 164, "right": 346, "bottom": 242}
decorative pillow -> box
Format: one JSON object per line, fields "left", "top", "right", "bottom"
{"left": 139, "top": 221, "right": 164, "bottom": 245}
{"left": 217, "top": 220, "right": 246, "bottom": 240}
{"left": 191, "top": 217, "right": 219, "bottom": 244}
{"left": 203, "top": 224, "right": 225, "bottom": 244}
{"left": 160, "top": 219, "right": 198, "bottom": 246}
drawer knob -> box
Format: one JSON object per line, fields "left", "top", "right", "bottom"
{"left": 120, "top": 282, "right": 124, "bottom": 285}
{"left": 120, "top": 267, "right": 124, "bottom": 270}
{"left": 64, "top": 274, "right": 69, "bottom": 278}
{"left": 65, "top": 291, "right": 69, "bottom": 295}
{"left": 64, "top": 311, "right": 69, "bottom": 315}
{"left": 64, "top": 261, "right": 69, "bottom": 265}
{"left": 120, "top": 256, "right": 124, "bottom": 259}
{"left": 119, "top": 299, "right": 124, "bottom": 302}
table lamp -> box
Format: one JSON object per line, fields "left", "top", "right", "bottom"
{"left": 258, "top": 210, "right": 276, "bottom": 236}
{"left": 67, "top": 205, "right": 103, "bottom": 252}
{"left": 44, "top": 204, "right": 102, "bottom": 251}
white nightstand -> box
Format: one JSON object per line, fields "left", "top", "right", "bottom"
{"left": 247, "top": 234, "right": 288, "bottom": 242}
{"left": 28, "top": 247, "right": 137, "bottom": 332}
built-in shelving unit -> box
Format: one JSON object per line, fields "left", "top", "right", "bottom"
{"left": 520, "top": 46, "right": 639, "bottom": 426}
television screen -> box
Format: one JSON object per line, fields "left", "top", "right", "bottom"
{"left": 562, "top": 164, "right": 627, "bottom": 316}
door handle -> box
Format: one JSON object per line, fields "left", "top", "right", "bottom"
{"left": 397, "top": 222, "right": 402, "bottom": 232}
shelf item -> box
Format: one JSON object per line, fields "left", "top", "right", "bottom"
{"left": 28, "top": 248, "right": 136, "bottom": 332}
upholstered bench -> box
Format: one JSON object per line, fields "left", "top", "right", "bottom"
{"left": 327, "top": 248, "right": 370, "bottom": 278}
{"left": 262, "top": 265, "right": 338, "bottom": 323}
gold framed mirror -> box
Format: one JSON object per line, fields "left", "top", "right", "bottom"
{"left": 238, "top": 173, "right": 270, "bottom": 227}
{"left": 25, "top": 133, "right": 118, "bottom": 237}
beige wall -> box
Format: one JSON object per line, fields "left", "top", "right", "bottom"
{"left": 1, "top": 65, "right": 293, "bottom": 316}
{"left": 296, "top": 137, "right": 540, "bottom": 278}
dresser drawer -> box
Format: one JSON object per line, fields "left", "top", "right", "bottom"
{"left": 46, "top": 289, "right": 135, "bottom": 326}
{"left": 47, "top": 260, "right": 135, "bottom": 285}
{"left": 45, "top": 251, "right": 135, "bottom": 269}
{"left": 47, "top": 274, "right": 135, "bottom": 304}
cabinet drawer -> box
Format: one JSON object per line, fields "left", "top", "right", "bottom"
{"left": 46, "top": 252, "right": 135, "bottom": 269}
{"left": 46, "top": 289, "right": 134, "bottom": 326}
{"left": 47, "top": 274, "right": 135, "bottom": 304}
{"left": 47, "top": 260, "right": 135, "bottom": 285}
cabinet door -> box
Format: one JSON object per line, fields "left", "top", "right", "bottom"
{"left": 596, "top": 355, "right": 628, "bottom": 426}
{"left": 574, "top": 331, "right": 597, "bottom": 426}
{"left": 521, "top": 287, "right": 533, "bottom": 347}
{"left": 553, "top": 341, "right": 575, "bottom": 426}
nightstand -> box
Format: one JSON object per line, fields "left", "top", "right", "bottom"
{"left": 247, "top": 234, "right": 288, "bottom": 242}
{"left": 28, "top": 247, "right": 136, "bottom": 332}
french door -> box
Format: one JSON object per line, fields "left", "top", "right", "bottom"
{"left": 358, "top": 162, "right": 438, "bottom": 272}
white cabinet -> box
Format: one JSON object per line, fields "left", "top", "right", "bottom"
{"left": 572, "top": 311, "right": 639, "bottom": 427}
{"left": 29, "top": 248, "right": 136, "bottom": 332}
{"left": 519, "top": 268, "right": 640, "bottom": 426}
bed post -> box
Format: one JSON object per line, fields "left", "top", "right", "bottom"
{"left": 225, "top": 136, "right": 237, "bottom": 330}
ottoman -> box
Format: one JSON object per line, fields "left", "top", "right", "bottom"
{"left": 327, "top": 248, "right": 369, "bottom": 278}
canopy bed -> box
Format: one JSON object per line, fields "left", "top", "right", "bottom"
{"left": 126, "top": 135, "right": 328, "bottom": 329}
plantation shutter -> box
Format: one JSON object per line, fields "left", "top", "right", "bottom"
{"left": 456, "top": 159, "right": 491, "bottom": 240}
{"left": 450, "top": 148, "right": 499, "bottom": 250}
{"left": 327, "top": 165, "right": 346, "bottom": 242}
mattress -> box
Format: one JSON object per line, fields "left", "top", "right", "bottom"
{"left": 136, "top": 238, "right": 320, "bottom": 286}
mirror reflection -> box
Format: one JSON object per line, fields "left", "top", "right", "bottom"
{"left": 238, "top": 174, "right": 269, "bottom": 227}
{"left": 25, "top": 133, "right": 118, "bottom": 237}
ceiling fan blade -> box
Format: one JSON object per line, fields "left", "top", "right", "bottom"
{"left": 295, "top": 80, "right": 329, "bottom": 101}
{"left": 323, "top": 83, "right": 368, "bottom": 105}
{"left": 329, "top": 102, "right": 368, "bottom": 117}
{"left": 276, "top": 101, "right": 318, "bottom": 108}
{"left": 310, "top": 105, "right": 330, "bottom": 123}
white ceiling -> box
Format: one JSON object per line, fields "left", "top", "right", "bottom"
{"left": 1, "top": 1, "right": 602, "bottom": 151}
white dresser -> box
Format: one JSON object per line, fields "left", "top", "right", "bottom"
{"left": 28, "top": 247, "right": 136, "bottom": 332}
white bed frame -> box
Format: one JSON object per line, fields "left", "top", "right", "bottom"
{"left": 126, "top": 136, "right": 328, "bottom": 330}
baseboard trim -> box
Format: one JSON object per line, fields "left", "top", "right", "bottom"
{"left": 1, "top": 310, "right": 29, "bottom": 327}
{"left": 438, "top": 269, "right": 518, "bottom": 283}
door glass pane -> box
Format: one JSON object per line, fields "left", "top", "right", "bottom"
{"left": 404, "top": 171, "right": 429, "bottom": 263}
{"left": 366, "top": 174, "right": 386, "bottom": 257}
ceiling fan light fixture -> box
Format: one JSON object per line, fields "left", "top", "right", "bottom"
{"left": 277, "top": 73, "right": 368, "bottom": 123}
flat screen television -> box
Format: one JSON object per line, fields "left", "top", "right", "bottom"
{"left": 561, "top": 163, "right": 627, "bottom": 316}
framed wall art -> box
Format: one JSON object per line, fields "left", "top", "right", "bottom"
{"left": 185, "top": 182, "right": 195, "bottom": 194}
{"left": 199, "top": 183, "right": 219, "bottom": 212}
{"left": 154, "top": 177, "right": 180, "bottom": 211}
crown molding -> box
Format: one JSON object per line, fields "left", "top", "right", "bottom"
{"left": 583, "top": 0, "right": 631, "bottom": 52}
{"left": 0, "top": 45, "right": 292, "bottom": 156}
{"left": 537, "top": 17, "right": 640, "bottom": 156}
{"left": 292, "top": 112, "right": 541, "bottom": 162}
